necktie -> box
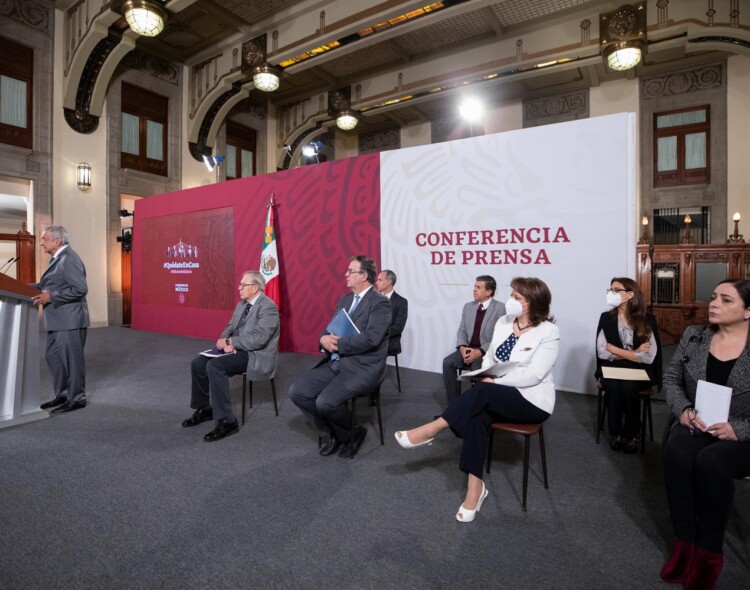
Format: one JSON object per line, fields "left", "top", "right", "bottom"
{"left": 231, "top": 303, "right": 252, "bottom": 337}
{"left": 349, "top": 294, "right": 361, "bottom": 314}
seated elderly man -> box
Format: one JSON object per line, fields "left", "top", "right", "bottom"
{"left": 183, "top": 270, "right": 280, "bottom": 442}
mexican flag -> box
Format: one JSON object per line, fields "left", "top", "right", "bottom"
{"left": 260, "top": 203, "right": 281, "bottom": 309}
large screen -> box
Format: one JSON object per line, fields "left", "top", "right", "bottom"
{"left": 139, "top": 207, "right": 235, "bottom": 310}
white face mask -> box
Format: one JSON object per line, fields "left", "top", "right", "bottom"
{"left": 505, "top": 296, "right": 523, "bottom": 318}
{"left": 606, "top": 290, "right": 622, "bottom": 308}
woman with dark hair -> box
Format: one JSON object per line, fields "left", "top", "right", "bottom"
{"left": 595, "top": 277, "right": 660, "bottom": 453}
{"left": 394, "top": 277, "right": 559, "bottom": 522}
{"left": 660, "top": 279, "right": 750, "bottom": 590}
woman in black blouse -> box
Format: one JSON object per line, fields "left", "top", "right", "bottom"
{"left": 660, "top": 279, "right": 750, "bottom": 590}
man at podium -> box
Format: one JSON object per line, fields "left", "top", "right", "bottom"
{"left": 32, "top": 225, "right": 90, "bottom": 414}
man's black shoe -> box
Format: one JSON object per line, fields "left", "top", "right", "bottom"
{"left": 51, "top": 400, "right": 86, "bottom": 414}
{"left": 41, "top": 396, "right": 68, "bottom": 410}
{"left": 182, "top": 407, "right": 213, "bottom": 427}
{"left": 203, "top": 419, "right": 239, "bottom": 442}
{"left": 339, "top": 424, "right": 367, "bottom": 459}
{"left": 319, "top": 435, "right": 343, "bottom": 456}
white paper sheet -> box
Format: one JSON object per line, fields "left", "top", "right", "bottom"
{"left": 695, "top": 379, "right": 732, "bottom": 427}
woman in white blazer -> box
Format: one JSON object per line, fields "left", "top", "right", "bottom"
{"left": 395, "top": 277, "right": 559, "bottom": 522}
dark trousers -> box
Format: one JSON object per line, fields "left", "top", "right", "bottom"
{"left": 662, "top": 424, "right": 750, "bottom": 553}
{"left": 442, "top": 382, "right": 550, "bottom": 479}
{"left": 46, "top": 328, "right": 87, "bottom": 402}
{"left": 442, "top": 350, "right": 481, "bottom": 406}
{"left": 287, "top": 361, "right": 363, "bottom": 442}
{"left": 190, "top": 351, "right": 248, "bottom": 422}
{"left": 602, "top": 378, "right": 647, "bottom": 439}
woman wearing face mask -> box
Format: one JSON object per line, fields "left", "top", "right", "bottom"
{"left": 394, "top": 277, "right": 559, "bottom": 522}
{"left": 595, "top": 277, "right": 660, "bottom": 454}
{"left": 659, "top": 279, "right": 750, "bottom": 590}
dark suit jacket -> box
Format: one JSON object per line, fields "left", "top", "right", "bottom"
{"left": 220, "top": 293, "right": 280, "bottom": 380}
{"left": 319, "top": 287, "right": 391, "bottom": 395}
{"left": 386, "top": 291, "right": 408, "bottom": 356}
{"left": 455, "top": 298, "right": 505, "bottom": 354}
{"left": 33, "top": 246, "right": 89, "bottom": 332}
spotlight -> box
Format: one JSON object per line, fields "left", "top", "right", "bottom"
{"left": 301, "top": 145, "right": 317, "bottom": 158}
{"left": 458, "top": 98, "right": 484, "bottom": 123}
{"left": 118, "top": 209, "right": 134, "bottom": 218}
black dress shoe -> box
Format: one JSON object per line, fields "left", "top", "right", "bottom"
{"left": 339, "top": 424, "right": 367, "bottom": 459}
{"left": 319, "top": 435, "right": 343, "bottom": 456}
{"left": 203, "top": 419, "right": 239, "bottom": 442}
{"left": 623, "top": 438, "right": 640, "bottom": 454}
{"left": 51, "top": 400, "right": 86, "bottom": 414}
{"left": 609, "top": 436, "right": 624, "bottom": 452}
{"left": 41, "top": 396, "right": 68, "bottom": 410}
{"left": 182, "top": 407, "right": 213, "bottom": 427}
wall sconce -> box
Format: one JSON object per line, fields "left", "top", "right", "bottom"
{"left": 600, "top": 3, "right": 646, "bottom": 71}
{"left": 77, "top": 162, "right": 91, "bottom": 192}
{"left": 123, "top": 0, "right": 167, "bottom": 37}
{"left": 637, "top": 215, "right": 649, "bottom": 244}
{"left": 681, "top": 214, "right": 695, "bottom": 244}
{"left": 727, "top": 212, "right": 745, "bottom": 244}
{"left": 242, "top": 35, "right": 281, "bottom": 93}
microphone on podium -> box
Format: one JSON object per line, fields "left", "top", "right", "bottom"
{"left": 0, "top": 256, "right": 17, "bottom": 273}
{"left": 5, "top": 256, "right": 19, "bottom": 273}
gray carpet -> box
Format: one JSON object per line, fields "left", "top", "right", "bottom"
{"left": 0, "top": 327, "right": 748, "bottom": 589}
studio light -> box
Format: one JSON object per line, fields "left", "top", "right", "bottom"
{"left": 458, "top": 97, "right": 484, "bottom": 123}
{"left": 301, "top": 144, "right": 317, "bottom": 158}
{"left": 76, "top": 162, "right": 91, "bottom": 192}
{"left": 123, "top": 0, "right": 166, "bottom": 37}
{"left": 202, "top": 154, "right": 225, "bottom": 172}
{"left": 253, "top": 65, "right": 281, "bottom": 92}
{"left": 336, "top": 110, "right": 359, "bottom": 131}
{"left": 118, "top": 209, "right": 134, "bottom": 218}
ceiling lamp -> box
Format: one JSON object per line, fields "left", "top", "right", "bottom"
{"left": 253, "top": 65, "right": 281, "bottom": 92}
{"left": 336, "top": 110, "right": 359, "bottom": 131}
{"left": 604, "top": 42, "right": 644, "bottom": 71}
{"left": 600, "top": 2, "right": 646, "bottom": 72}
{"left": 123, "top": 0, "right": 167, "bottom": 37}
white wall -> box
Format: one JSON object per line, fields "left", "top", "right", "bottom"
{"left": 727, "top": 55, "right": 750, "bottom": 228}
{"left": 484, "top": 100, "right": 523, "bottom": 135}
{"left": 400, "top": 121, "right": 431, "bottom": 148}
{"left": 52, "top": 11, "right": 108, "bottom": 327}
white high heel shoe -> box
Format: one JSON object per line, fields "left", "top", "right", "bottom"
{"left": 456, "top": 482, "right": 489, "bottom": 523}
{"left": 394, "top": 431, "right": 434, "bottom": 449}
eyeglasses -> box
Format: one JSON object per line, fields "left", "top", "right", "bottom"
{"left": 344, "top": 269, "right": 365, "bottom": 276}
{"left": 238, "top": 282, "right": 255, "bottom": 289}
{"left": 607, "top": 288, "right": 631, "bottom": 294}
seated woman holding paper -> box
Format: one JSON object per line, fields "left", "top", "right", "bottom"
{"left": 394, "top": 277, "right": 559, "bottom": 523}
{"left": 595, "top": 277, "right": 660, "bottom": 454}
{"left": 659, "top": 279, "right": 750, "bottom": 590}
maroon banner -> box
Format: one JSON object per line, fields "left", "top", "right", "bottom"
{"left": 132, "top": 154, "right": 381, "bottom": 354}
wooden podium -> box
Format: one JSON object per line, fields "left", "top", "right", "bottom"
{"left": 0, "top": 272, "right": 46, "bottom": 428}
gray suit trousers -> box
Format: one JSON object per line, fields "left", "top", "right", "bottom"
{"left": 190, "top": 351, "right": 248, "bottom": 422}
{"left": 46, "top": 328, "right": 87, "bottom": 402}
{"left": 442, "top": 350, "right": 482, "bottom": 406}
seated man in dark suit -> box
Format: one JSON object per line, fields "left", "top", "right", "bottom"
{"left": 442, "top": 275, "right": 505, "bottom": 406}
{"left": 183, "top": 270, "right": 280, "bottom": 442}
{"left": 375, "top": 269, "right": 408, "bottom": 358}
{"left": 288, "top": 255, "right": 391, "bottom": 459}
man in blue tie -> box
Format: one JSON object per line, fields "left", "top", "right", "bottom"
{"left": 288, "top": 255, "right": 391, "bottom": 458}
{"left": 183, "top": 271, "right": 279, "bottom": 442}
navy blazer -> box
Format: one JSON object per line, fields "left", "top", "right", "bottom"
{"left": 33, "top": 247, "right": 89, "bottom": 332}
{"left": 319, "top": 287, "right": 391, "bottom": 394}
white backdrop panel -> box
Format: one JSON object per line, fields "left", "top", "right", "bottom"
{"left": 380, "top": 113, "right": 636, "bottom": 394}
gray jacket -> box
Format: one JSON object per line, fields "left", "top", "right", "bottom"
{"left": 33, "top": 247, "right": 90, "bottom": 332}
{"left": 455, "top": 298, "right": 505, "bottom": 354}
{"left": 663, "top": 325, "right": 750, "bottom": 442}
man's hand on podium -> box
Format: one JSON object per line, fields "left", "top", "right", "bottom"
{"left": 32, "top": 291, "right": 51, "bottom": 306}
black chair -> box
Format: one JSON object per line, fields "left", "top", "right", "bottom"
{"left": 390, "top": 354, "right": 401, "bottom": 392}
{"left": 486, "top": 422, "right": 549, "bottom": 511}
{"left": 240, "top": 374, "right": 278, "bottom": 425}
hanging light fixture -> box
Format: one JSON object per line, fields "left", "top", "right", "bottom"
{"left": 123, "top": 0, "right": 167, "bottom": 38}
{"left": 252, "top": 65, "right": 281, "bottom": 92}
{"left": 76, "top": 162, "right": 91, "bottom": 192}
{"left": 600, "top": 3, "right": 646, "bottom": 72}
{"left": 336, "top": 110, "right": 359, "bottom": 131}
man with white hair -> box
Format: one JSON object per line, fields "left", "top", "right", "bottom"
{"left": 33, "top": 225, "right": 90, "bottom": 414}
